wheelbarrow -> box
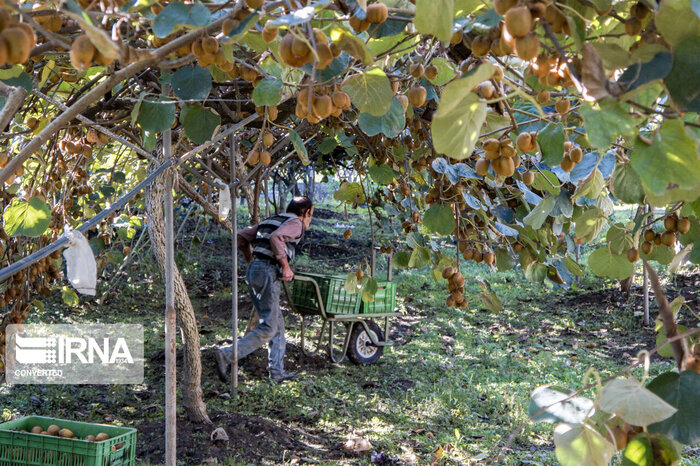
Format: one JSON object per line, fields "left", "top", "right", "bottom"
{"left": 282, "top": 271, "right": 397, "bottom": 364}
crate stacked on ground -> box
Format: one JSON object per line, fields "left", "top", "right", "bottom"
{"left": 0, "top": 415, "right": 137, "bottom": 466}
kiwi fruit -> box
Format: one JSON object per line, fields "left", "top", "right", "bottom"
{"left": 625, "top": 17, "right": 642, "bottom": 36}
{"left": 0, "top": 39, "right": 7, "bottom": 65}
{"left": 312, "top": 95, "right": 333, "bottom": 119}
{"left": 483, "top": 139, "right": 500, "bottom": 152}
{"left": 494, "top": 0, "right": 518, "bottom": 15}
{"left": 569, "top": 146, "right": 583, "bottom": 163}
{"left": 407, "top": 86, "right": 427, "bottom": 107}
{"left": 494, "top": 156, "right": 515, "bottom": 177}
{"left": 643, "top": 229, "right": 655, "bottom": 242}
{"left": 291, "top": 35, "right": 311, "bottom": 58}
{"left": 343, "top": 229, "right": 352, "bottom": 239}
{"left": 641, "top": 241, "right": 653, "bottom": 254}
{"left": 677, "top": 217, "right": 691, "bottom": 234}
{"left": 59, "top": 428, "right": 74, "bottom": 438}
{"left": 315, "top": 42, "right": 334, "bottom": 69}
{"left": 450, "top": 30, "right": 463, "bottom": 45}
{"left": 560, "top": 155, "right": 574, "bottom": 171}
{"left": 95, "top": 432, "right": 110, "bottom": 442}
{"left": 222, "top": 18, "right": 238, "bottom": 35}
{"left": 654, "top": 233, "right": 662, "bottom": 246}
{"left": 262, "top": 24, "right": 278, "bottom": 42}
{"left": 201, "top": 36, "right": 219, "bottom": 54}
{"left": 555, "top": 98, "right": 571, "bottom": 114}
{"left": 331, "top": 91, "right": 350, "bottom": 109}
{"left": 516, "top": 132, "right": 532, "bottom": 152}
{"left": 366, "top": 2, "right": 388, "bottom": 23}
{"left": 424, "top": 64, "right": 438, "bottom": 80}
{"left": 626, "top": 248, "right": 639, "bottom": 263}
{"left": 477, "top": 81, "right": 495, "bottom": 99}
{"left": 246, "top": 150, "right": 260, "bottom": 165}
{"left": 536, "top": 89, "right": 550, "bottom": 104}
{"left": 475, "top": 158, "right": 490, "bottom": 176}
{"left": 522, "top": 170, "right": 534, "bottom": 185}
{"left": 514, "top": 32, "right": 539, "bottom": 61}
{"left": 349, "top": 15, "right": 370, "bottom": 33}
{"left": 483, "top": 252, "right": 495, "bottom": 265}
{"left": 631, "top": 2, "right": 649, "bottom": 20}
{"left": 266, "top": 106, "right": 279, "bottom": 121}
{"left": 262, "top": 131, "right": 274, "bottom": 147}
{"left": 484, "top": 150, "right": 500, "bottom": 160}
{"left": 31, "top": 426, "right": 43, "bottom": 434}
{"left": 661, "top": 231, "right": 675, "bottom": 247}
{"left": 85, "top": 435, "right": 96, "bottom": 442}
{"left": 47, "top": 425, "right": 60, "bottom": 436}
{"left": 471, "top": 36, "right": 491, "bottom": 57}
{"left": 0, "top": 9, "right": 11, "bottom": 32}
{"left": 245, "top": 0, "right": 264, "bottom": 8}
{"left": 397, "top": 94, "right": 409, "bottom": 111}
{"left": 544, "top": 5, "right": 566, "bottom": 33}
{"left": 14, "top": 23, "right": 36, "bottom": 50}
{"left": 664, "top": 216, "right": 677, "bottom": 232}
{"left": 259, "top": 150, "right": 271, "bottom": 165}
{"left": 442, "top": 266, "right": 456, "bottom": 279}
{"left": 505, "top": 6, "right": 532, "bottom": 38}
{"left": 3, "top": 27, "right": 33, "bottom": 64}
{"left": 409, "top": 63, "right": 424, "bottom": 78}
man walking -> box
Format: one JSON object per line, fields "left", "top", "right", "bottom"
{"left": 215, "top": 196, "right": 314, "bottom": 382}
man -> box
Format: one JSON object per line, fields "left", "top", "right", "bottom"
{"left": 215, "top": 196, "right": 314, "bottom": 382}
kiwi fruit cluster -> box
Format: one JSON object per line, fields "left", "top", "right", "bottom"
{"left": 475, "top": 138, "right": 522, "bottom": 178}
{"left": 343, "top": 229, "right": 352, "bottom": 239}
{"left": 349, "top": 2, "right": 389, "bottom": 32}
{"left": 625, "top": 2, "right": 649, "bottom": 36}
{"left": 20, "top": 424, "right": 112, "bottom": 443}
{"left": 69, "top": 35, "right": 115, "bottom": 71}
{"left": 0, "top": 12, "right": 36, "bottom": 66}
{"left": 637, "top": 214, "right": 690, "bottom": 258}
{"left": 559, "top": 141, "right": 582, "bottom": 172}
{"left": 528, "top": 53, "right": 578, "bottom": 88}
{"left": 279, "top": 28, "right": 336, "bottom": 70}
{"left": 294, "top": 83, "right": 351, "bottom": 123}
{"left": 442, "top": 266, "right": 468, "bottom": 309}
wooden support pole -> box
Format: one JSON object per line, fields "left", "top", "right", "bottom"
{"left": 230, "top": 134, "right": 239, "bottom": 400}
{"left": 162, "top": 85, "right": 177, "bottom": 466}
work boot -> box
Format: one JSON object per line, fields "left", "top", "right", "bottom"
{"left": 269, "top": 371, "right": 298, "bottom": 383}
{"left": 214, "top": 349, "right": 230, "bottom": 383}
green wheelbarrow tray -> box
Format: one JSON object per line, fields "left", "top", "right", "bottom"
{"left": 282, "top": 273, "right": 397, "bottom": 364}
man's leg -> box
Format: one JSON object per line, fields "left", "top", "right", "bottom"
{"left": 219, "top": 261, "right": 278, "bottom": 367}
{"left": 266, "top": 280, "right": 286, "bottom": 375}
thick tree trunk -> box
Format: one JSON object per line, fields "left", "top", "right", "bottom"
{"left": 146, "top": 162, "right": 211, "bottom": 424}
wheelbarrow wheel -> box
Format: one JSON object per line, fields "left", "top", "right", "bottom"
{"left": 348, "top": 320, "right": 384, "bottom": 365}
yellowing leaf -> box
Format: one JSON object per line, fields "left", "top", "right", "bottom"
{"left": 554, "top": 423, "right": 615, "bottom": 466}
{"left": 414, "top": 0, "right": 454, "bottom": 42}
{"left": 598, "top": 377, "right": 677, "bottom": 426}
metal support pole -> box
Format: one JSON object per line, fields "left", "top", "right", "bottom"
{"left": 230, "top": 134, "right": 239, "bottom": 399}
{"left": 162, "top": 84, "right": 176, "bottom": 466}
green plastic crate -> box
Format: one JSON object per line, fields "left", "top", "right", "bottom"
{"left": 360, "top": 280, "right": 397, "bottom": 315}
{"left": 291, "top": 272, "right": 361, "bottom": 315}
{"left": 0, "top": 415, "right": 136, "bottom": 466}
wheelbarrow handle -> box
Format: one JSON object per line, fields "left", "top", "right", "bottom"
{"left": 284, "top": 275, "right": 327, "bottom": 319}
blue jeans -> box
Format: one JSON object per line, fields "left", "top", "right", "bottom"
{"left": 220, "top": 259, "right": 286, "bottom": 376}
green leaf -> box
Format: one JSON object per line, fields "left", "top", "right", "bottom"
{"left": 252, "top": 77, "right": 283, "bottom": 107}
{"left": 565, "top": 256, "right": 584, "bottom": 277}
{"left": 61, "top": 286, "right": 79, "bottom": 307}
{"left": 342, "top": 67, "right": 394, "bottom": 117}
{"left": 531, "top": 170, "right": 560, "bottom": 195}
{"left": 573, "top": 169, "right": 604, "bottom": 200}
{"left": 622, "top": 433, "right": 680, "bottom": 466}
{"left": 423, "top": 204, "right": 455, "bottom": 236}
{"left": 631, "top": 120, "right": 700, "bottom": 198}
{"left": 588, "top": 248, "right": 634, "bottom": 280}
{"left": 393, "top": 251, "right": 411, "bottom": 268}
{"left": 524, "top": 262, "right": 547, "bottom": 283}
{"left": 3, "top": 197, "right": 51, "bottom": 237}
{"left": 171, "top": 65, "right": 212, "bottom": 101}
{"left": 656, "top": 0, "right": 700, "bottom": 47}
{"left": 137, "top": 98, "right": 176, "bottom": 133}
{"left": 432, "top": 63, "right": 493, "bottom": 160}
{"left": 1, "top": 71, "right": 32, "bottom": 93}
{"left": 612, "top": 163, "right": 646, "bottom": 204}
{"left": 408, "top": 246, "right": 431, "bottom": 268}
{"left": 665, "top": 35, "right": 700, "bottom": 112}
{"left": 414, "top": 0, "right": 454, "bottom": 42}
{"left": 495, "top": 248, "right": 515, "bottom": 272}
{"left": 528, "top": 386, "right": 594, "bottom": 424}
{"left": 599, "top": 377, "right": 677, "bottom": 427}
{"left": 288, "top": 129, "right": 309, "bottom": 165}
{"left": 641, "top": 244, "right": 675, "bottom": 265}
{"left": 579, "top": 100, "right": 635, "bottom": 150}
{"left": 537, "top": 122, "right": 566, "bottom": 168}
{"left": 368, "top": 164, "right": 395, "bottom": 185}
{"left": 358, "top": 96, "right": 406, "bottom": 138}
{"left": 655, "top": 324, "right": 687, "bottom": 358}
{"left": 329, "top": 26, "right": 373, "bottom": 65}
{"left": 153, "top": 2, "right": 211, "bottom": 38}
{"left": 333, "top": 181, "right": 365, "bottom": 204}
{"left": 607, "top": 223, "right": 634, "bottom": 255}
{"left": 554, "top": 423, "right": 615, "bottom": 466}
{"left": 619, "top": 52, "right": 673, "bottom": 92}
{"left": 180, "top": 105, "right": 220, "bottom": 144}
{"left": 426, "top": 58, "right": 457, "bottom": 86}
{"left": 361, "top": 277, "right": 378, "bottom": 302}
{"left": 523, "top": 196, "right": 555, "bottom": 230}
{"left": 647, "top": 371, "right": 700, "bottom": 444}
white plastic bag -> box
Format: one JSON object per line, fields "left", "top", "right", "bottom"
{"left": 215, "top": 179, "right": 231, "bottom": 222}
{"left": 61, "top": 228, "right": 97, "bottom": 295}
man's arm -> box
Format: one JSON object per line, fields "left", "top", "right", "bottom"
{"left": 237, "top": 225, "right": 257, "bottom": 264}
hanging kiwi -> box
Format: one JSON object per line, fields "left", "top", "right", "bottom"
{"left": 366, "top": 2, "right": 388, "bottom": 23}
{"left": 471, "top": 36, "right": 491, "bottom": 57}
{"left": 407, "top": 85, "right": 427, "bottom": 107}
{"left": 536, "top": 89, "right": 550, "bottom": 104}
{"left": 522, "top": 170, "right": 534, "bottom": 185}
{"left": 514, "top": 32, "right": 539, "bottom": 61}
{"left": 262, "top": 24, "right": 278, "bottom": 42}
{"left": 504, "top": 6, "right": 532, "bottom": 38}
{"left": 70, "top": 35, "right": 96, "bottom": 71}
{"left": 555, "top": 98, "right": 571, "bottom": 114}
{"left": 2, "top": 27, "right": 33, "bottom": 64}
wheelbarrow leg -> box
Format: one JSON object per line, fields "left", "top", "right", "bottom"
{"left": 316, "top": 319, "right": 327, "bottom": 353}
{"left": 299, "top": 316, "right": 316, "bottom": 358}
{"left": 328, "top": 321, "right": 354, "bottom": 364}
